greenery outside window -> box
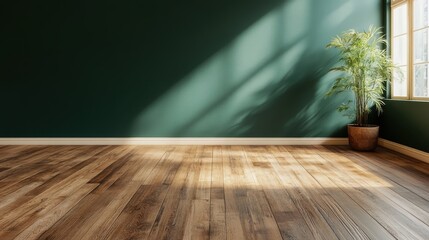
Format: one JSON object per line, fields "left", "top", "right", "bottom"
{"left": 391, "top": 0, "right": 429, "bottom": 100}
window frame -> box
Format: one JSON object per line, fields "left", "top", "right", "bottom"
{"left": 391, "top": 0, "right": 429, "bottom": 100}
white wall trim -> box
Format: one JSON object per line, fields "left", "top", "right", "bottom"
{"left": 379, "top": 138, "right": 429, "bottom": 164}
{"left": 1, "top": 137, "right": 427, "bottom": 163}
{"left": 0, "top": 137, "right": 348, "bottom": 146}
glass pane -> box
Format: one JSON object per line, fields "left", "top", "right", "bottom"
{"left": 393, "top": 4, "right": 408, "bottom": 36}
{"left": 393, "top": 66, "right": 408, "bottom": 97}
{"left": 414, "top": 63, "right": 429, "bottom": 97}
{"left": 394, "top": 35, "right": 408, "bottom": 65}
{"left": 414, "top": 28, "right": 428, "bottom": 63}
{"left": 414, "top": 0, "right": 429, "bottom": 29}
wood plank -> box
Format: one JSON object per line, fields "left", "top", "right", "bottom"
{"left": 266, "top": 146, "right": 339, "bottom": 240}
{"left": 146, "top": 146, "right": 199, "bottom": 240}
{"left": 315, "top": 146, "right": 429, "bottom": 225}
{"left": 160, "top": 146, "right": 208, "bottom": 240}
{"left": 313, "top": 146, "right": 429, "bottom": 240}
{"left": 210, "top": 146, "right": 226, "bottom": 240}
{"left": 326, "top": 146, "right": 429, "bottom": 215}
{"left": 0, "top": 182, "right": 42, "bottom": 210}
{"left": 38, "top": 146, "right": 151, "bottom": 239}
{"left": 13, "top": 183, "right": 98, "bottom": 240}
{"left": 282, "top": 146, "right": 394, "bottom": 240}
{"left": 105, "top": 146, "right": 184, "bottom": 239}
{"left": 0, "top": 145, "right": 426, "bottom": 240}
{"left": 243, "top": 146, "right": 319, "bottom": 240}
{"left": 183, "top": 146, "right": 212, "bottom": 240}
{"left": 223, "top": 146, "right": 283, "bottom": 240}
{"left": 222, "top": 145, "right": 251, "bottom": 240}
{"left": 107, "top": 184, "right": 169, "bottom": 240}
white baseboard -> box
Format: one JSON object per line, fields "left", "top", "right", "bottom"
{"left": 1, "top": 137, "right": 427, "bottom": 163}
{"left": 0, "top": 137, "right": 348, "bottom": 146}
{"left": 379, "top": 138, "right": 429, "bottom": 164}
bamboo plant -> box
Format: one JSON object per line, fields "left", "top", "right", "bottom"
{"left": 326, "top": 26, "right": 395, "bottom": 126}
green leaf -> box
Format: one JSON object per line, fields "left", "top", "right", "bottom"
{"left": 325, "top": 26, "right": 395, "bottom": 125}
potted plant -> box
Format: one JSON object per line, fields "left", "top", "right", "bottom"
{"left": 326, "top": 26, "right": 395, "bottom": 151}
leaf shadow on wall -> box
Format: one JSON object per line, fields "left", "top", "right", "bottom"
{"left": 227, "top": 50, "right": 348, "bottom": 137}
{"left": 0, "top": 0, "right": 378, "bottom": 137}
{"left": 130, "top": 0, "right": 363, "bottom": 137}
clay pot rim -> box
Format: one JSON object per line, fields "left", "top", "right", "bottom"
{"left": 348, "top": 124, "right": 379, "bottom": 129}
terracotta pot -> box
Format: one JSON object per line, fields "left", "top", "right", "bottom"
{"left": 348, "top": 124, "right": 379, "bottom": 151}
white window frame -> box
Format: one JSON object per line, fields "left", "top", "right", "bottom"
{"left": 391, "top": 0, "right": 429, "bottom": 100}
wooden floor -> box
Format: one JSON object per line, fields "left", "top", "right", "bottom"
{"left": 0, "top": 145, "right": 428, "bottom": 240}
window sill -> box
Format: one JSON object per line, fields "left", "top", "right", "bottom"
{"left": 387, "top": 98, "right": 429, "bottom": 103}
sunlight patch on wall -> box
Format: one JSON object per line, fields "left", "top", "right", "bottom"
{"left": 131, "top": 0, "right": 312, "bottom": 136}
{"left": 324, "top": 0, "right": 354, "bottom": 29}
{"left": 191, "top": 41, "right": 307, "bottom": 136}
{"left": 281, "top": 71, "right": 353, "bottom": 137}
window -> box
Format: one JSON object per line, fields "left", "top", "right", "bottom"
{"left": 391, "top": 0, "right": 429, "bottom": 100}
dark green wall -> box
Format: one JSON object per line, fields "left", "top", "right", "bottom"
{"left": 380, "top": 100, "right": 429, "bottom": 152}
{"left": 0, "top": 0, "right": 383, "bottom": 137}
{"left": 381, "top": 2, "right": 429, "bottom": 153}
